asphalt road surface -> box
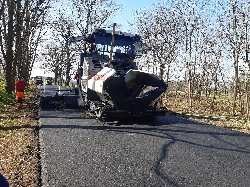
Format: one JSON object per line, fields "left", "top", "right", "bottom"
{"left": 39, "top": 107, "right": 250, "bottom": 187}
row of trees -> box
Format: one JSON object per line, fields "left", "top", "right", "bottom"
{"left": 1, "top": 0, "right": 250, "bottom": 115}
{"left": 0, "top": 0, "right": 51, "bottom": 93}
{"left": 0, "top": 0, "right": 122, "bottom": 93}
{"left": 39, "top": 0, "right": 122, "bottom": 86}
{"left": 134, "top": 0, "right": 250, "bottom": 115}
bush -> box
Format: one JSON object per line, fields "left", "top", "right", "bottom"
{"left": 0, "top": 79, "right": 14, "bottom": 106}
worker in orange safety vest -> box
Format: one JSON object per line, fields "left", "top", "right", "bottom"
{"left": 15, "top": 76, "right": 29, "bottom": 109}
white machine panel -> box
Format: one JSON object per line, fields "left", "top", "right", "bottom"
{"left": 88, "top": 67, "right": 116, "bottom": 94}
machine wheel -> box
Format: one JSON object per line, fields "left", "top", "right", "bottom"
{"left": 95, "top": 109, "right": 103, "bottom": 119}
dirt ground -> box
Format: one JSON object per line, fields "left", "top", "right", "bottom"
{"left": 0, "top": 92, "right": 40, "bottom": 187}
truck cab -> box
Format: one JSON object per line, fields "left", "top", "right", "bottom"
{"left": 45, "top": 77, "right": 53, "bottom": 85}
{"left": 35, "top": 76, "right": 43, "bottom": 85}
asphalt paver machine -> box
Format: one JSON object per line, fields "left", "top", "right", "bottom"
{"left": 72, "top": 25, "right": 168, "bottom": 119}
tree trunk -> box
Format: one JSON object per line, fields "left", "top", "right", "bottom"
{"left": 232, "top": 3, "right": 240, "bottom": 115}
{"left": 246, "top": 81, "right": 249, "bottom": 119}
{"left": 13, "top": 0, "right": 22, "bottom": 79}
{"left": 245, "top": 5, "right": 249, "bottom": 119}
{"left": 232, "top": 48, "right": 240, "bottom": 115}
{"left": 5, "top": 0, "right": 14, "bottom": 94}
{"left": 65, "top": 35, "right": 71, "bottom": 86}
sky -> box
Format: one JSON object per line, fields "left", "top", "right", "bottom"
{"left": 31, "top": 0, "right": 160, "bottom": 77}
{"left": 112, "top": 0, "right": 160, "bottom": 32}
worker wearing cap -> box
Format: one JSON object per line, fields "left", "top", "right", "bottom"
{"left": 15, "top": 76, "right": 29, "bottom": 109}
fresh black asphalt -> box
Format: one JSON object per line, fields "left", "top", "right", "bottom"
{"left": 38, "top": 85, "right": 250, "bottom": 186}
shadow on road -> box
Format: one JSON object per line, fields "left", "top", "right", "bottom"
{"left": 39, "top": 113, "right": 250, "bottom": 186}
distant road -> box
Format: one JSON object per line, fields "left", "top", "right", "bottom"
{"left": 37, "top": 84, "right": 71, "bottom": 96}
{"left": 38, "top": 93, "right": 250, "bottom": 187}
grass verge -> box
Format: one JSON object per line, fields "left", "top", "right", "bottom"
{"left": 163, "top": 95, "right": 250, "bottom": 134}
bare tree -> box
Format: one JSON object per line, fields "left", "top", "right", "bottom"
{"left": 1, "top": 0, "right": 15, "bottom": 93}
{"left": 220, "top": 0, "right": 246, "bottom": 114}
{"left": 39, "top": 0, "right": 122, "bottom": 86}
{"left": 41, "top": 43, "right": 66, "bottom": 85}
{"left": 0, "top": 0, "right": 51, "bottom": 93}
{"left": 49, "top": 15, "right": 77, "bottom": 86}
{"left": 73, "top": 0, "right": 122, "bottom": 35}
{"left": 134, "top": 2, "right": 184, "bottom": 81}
